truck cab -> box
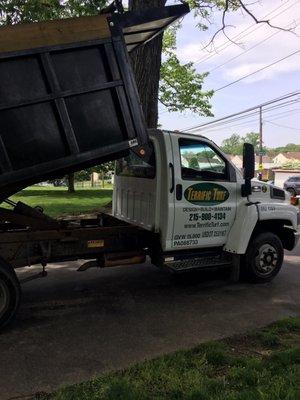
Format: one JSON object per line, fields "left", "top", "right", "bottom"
{"left": 113, "top": 129, "right": 300, "bottom": 279}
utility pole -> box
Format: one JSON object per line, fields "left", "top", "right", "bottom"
{"left": 258, "top": 106, "right": 263, "bottom": 180}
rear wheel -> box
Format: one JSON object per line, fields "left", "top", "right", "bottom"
{"left": 242, "top": 232, "right": 284, "bottom": 283}
{"left": 0, "top": 258, "right": 21, "bottom": 329}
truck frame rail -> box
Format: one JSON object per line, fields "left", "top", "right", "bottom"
{"left": 0, "top": 203, "right": 151, "bottom": 269}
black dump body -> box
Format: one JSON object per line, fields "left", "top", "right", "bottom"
{"left": 0, "top": 4, "right": 189, "bottom": 201}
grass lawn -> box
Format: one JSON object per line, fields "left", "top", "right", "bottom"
{"left": 45, "top": 317, "right": 300, "bottom": 400}
{"left": 7, "top": 186, "right": 113, "bottom": 218}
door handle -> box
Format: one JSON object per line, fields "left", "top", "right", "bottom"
{"left": 169, "top": 163, "right": 175, "bottom": 193}
{"left": 176, "top": 184, "right": 182, "bottom": 200}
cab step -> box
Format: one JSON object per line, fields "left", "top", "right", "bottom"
{"left": 163, "top": 252, "right": 232, "bottom": 272}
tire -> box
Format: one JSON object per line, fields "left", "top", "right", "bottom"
{"left": 242, "top": 232, "right": 284, "bottom": 283}
{"left": 0, "top": 258, "right": 21, "bottom": 329}
{"left": 286, "top": 187, "right": 296, "bottom": 196}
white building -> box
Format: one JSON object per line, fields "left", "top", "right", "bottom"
{"left": 273, "top": 169, "right": 300, "bottom": 188}
{"left": 228, "top": 155, "right": 274, "bottom": 171}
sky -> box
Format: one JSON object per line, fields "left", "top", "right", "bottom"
{"left": 159, "top": 0, "right": 300, "bottom": 148}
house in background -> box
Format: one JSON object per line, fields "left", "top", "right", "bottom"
{"left": 228, "top": 155, "right": 273, "bottom": 169}
{"left": 255, "top": 156, "right": 274, "bottom": 180}
{"left": 273, "top": 152, "right": 300, "bottom": 166}
{"left": 272, "top": 153, "right": 300, "bottom": 187}
{"left": 226, "top": 152, "right": 300, "bottom": 184}
{"left": 228, "top": 155, "right": 274, "bottom": 180}
{"left": 255, "top": 155, "right": 273, "bottom": 170}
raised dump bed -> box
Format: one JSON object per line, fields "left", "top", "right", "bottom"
{"left": 0, "top": 4, "right": 189, "bottom": 201}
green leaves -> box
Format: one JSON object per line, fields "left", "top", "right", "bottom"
{"left": 159, "top": 2, "right": 221, "bottom": 116}
{"left": 220, "top": 134, "right": 243, "bottom": 155}
{"left": 160, "top": 52, "right": 213, "bottom": 116}
{"left": 158, "top": 0, "right": 253, "bottom": 117}
{"left": 0, "top": 0, "right": 63, "bottom": 24}
{"left": 221, "top": 133, "right": 267, "bottom": 155}
{"left": 0, "top": 0, "right": 107, "bottom": 25}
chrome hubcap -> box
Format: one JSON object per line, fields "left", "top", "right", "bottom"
{"left": 255, "top": 244, "right": 278, "bottom": 276}
{"left": 0, "top": 280, "right": 9, "bottom": 318}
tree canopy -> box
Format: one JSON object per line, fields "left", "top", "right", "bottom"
{"left": 270, "top": 143, "right": 300, "bottom": 155}
{"left": 220, "top": 132, "right": 265, "bottom": 155}
{"left": 220, "top": 133, "right": 299, "bottom": 156}
{"left": 160, "top": 26, "right": 213, "bottom": 116}
{"left": 0, "top": 0, "right": 107, "bottom": 22}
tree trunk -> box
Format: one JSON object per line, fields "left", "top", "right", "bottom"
{"left": 67, "top": 173, "right": 75, "bottom": 193}
{"left": 129, "top": 0, "right": 166, "bottom": 128}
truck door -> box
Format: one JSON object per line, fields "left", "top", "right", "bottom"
{"left": 170, "top": 134, "right": 238, "bottom": 250}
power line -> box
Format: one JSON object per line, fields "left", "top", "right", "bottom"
{"left": 183, "top": 110, "right": 300, "bottom": 137}
{"left": 198, "top": 99, "right": 300, "bottom": 130}
{"left": 213, "top": 49, "right": 300, "bottom": 92}
{"left": 208, "top": 19, "right": 299, "bottom": 74}
{"left": 264, "top": 106, "right": 300, "bottom": 121}
{"left": 264, "top": 120, "right": 300, "bottom": 131}
{"left": 158, "top": 86, "right": 300, "bottom": 121}
{"left": 184, "top": 90, "right": 300, "bottom": 131}
{"left": 158, "top": 3, "right": 299, "bottom": 118}
{"left": 159, "top": 3, "right": 299, "bottom": 118}
{"left": 195, "top": 107, "right": 300, "bottom": 134}
{"left": 198, "top": 99, "right": 300, "bottom": 132}
{"left": 198, "top": 117, "right": 261, "bottom": 133}
{"left": 197, "top": 106, "right": 300, "bottom": 134}
{"left": 193, "top": 0, "right": 296, "bottom": 66}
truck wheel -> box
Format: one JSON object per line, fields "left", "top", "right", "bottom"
{"left": 0, "top": 258, "right": 21, "bottom": 329}
{"left": 242, "top": 232, "right": 284, "bottom": 283}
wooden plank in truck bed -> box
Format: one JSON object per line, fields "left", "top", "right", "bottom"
{"left": 0, "top": 14, "right": 110, "bottom": 54}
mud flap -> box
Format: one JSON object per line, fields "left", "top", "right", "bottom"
{"left": 230, "top": 254, "right": 240, "bottom": 282}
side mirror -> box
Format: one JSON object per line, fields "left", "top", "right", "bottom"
{"left": 242, "top": 143, "right": 255, "bottom": 197}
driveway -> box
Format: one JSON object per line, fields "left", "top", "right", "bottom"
{"left": 0, "top": 244, "right": 299, "bottom": 399}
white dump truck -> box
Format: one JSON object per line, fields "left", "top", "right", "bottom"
{"left": 1, "top": 128, "right": 299, "bottom": 329}
{"left": 0, "top": 4, "right": 299, "bottom": 329}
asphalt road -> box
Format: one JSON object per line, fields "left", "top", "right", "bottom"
{"left": 0, "top": 244, "right": 299, "bottom": 400}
